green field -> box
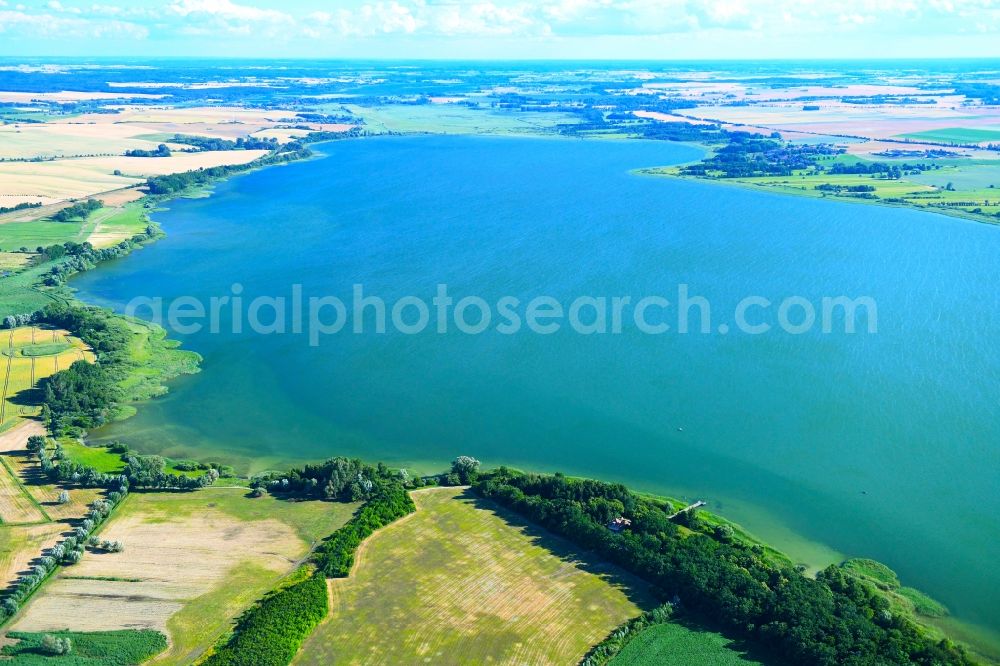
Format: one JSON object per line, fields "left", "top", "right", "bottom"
{"left": 656, "top": 156, "right": 1000, "bottom": 224}
{"left": 1, "top": 629, "right": 166, "bottom": 665}
{"left": 12, "top": 342, "right": 71, "bottom": 357}
{"left": 87, "top": 204, "right": 151, "bottom": 249}
{"left": 0, "top": 202, "right": 151, "bottom": 319}
{"left": 0, "top": 218, "right": 89, "bottom": 251}
{"left": 608, "top": 622, "right": 766, "bottom": 666}
{"left": 295, "top": 486, "right": 654, "bottom": 665}
{"left": 59, "top": 439, "right": 125, "bottom": 474}
{"left": 900, "top": 127, "right": 1000, "bottom": 144}
{"left": 0, "top": 261, "right": 67, "bottom": 318}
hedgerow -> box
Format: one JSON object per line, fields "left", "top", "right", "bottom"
{"left": 201, "top": 570, "right": 327, "bottom": 666}
{"left": 311, "top": 483, "right": 415, "bottom": 577}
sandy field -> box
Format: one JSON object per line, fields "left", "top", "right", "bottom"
{"left": 0, "top": 151, "right": 266, "bottom": 202}
{"left": 843, "top": 140, "right": 985, "bottom": 158}
{"left": 634, "top": 110, "right": 714, "bottom": 125}
{"left": 0, "top": 122, "right": 171, "bottom": 160}
{"left": 97, "top": 106, "right": 296, "bottom": 125}
{"left": 94, "top": 187, "right": 146, "bottom": 206}
{"left": 250, "top": 123, "right": 355, "bottom": 143}
{"left": 682, "top": 101, "right": 1000, "bottom": 141}
{"left": 0, "top": 91, "right": 166, "bottom": 103}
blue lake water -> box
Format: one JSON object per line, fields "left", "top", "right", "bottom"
{"left": 73, "top": 136, "right": 1000, "bottom": 650}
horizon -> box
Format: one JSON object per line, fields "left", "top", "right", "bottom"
{"left": 2, "top": 0, "right": 999, "bottom": 60}
{"left": 4, "top": 55, "right": 1000, "bottom": 63}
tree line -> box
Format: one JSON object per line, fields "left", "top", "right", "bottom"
{"left": 144, "top": 147, "right": 311, "bottom": 196}
{"left": 0, "top": 201, "right": 41, "bottom": 215}
{"left": 168, "top": 134, "right": 279, "bottom": 152}
{"left": 51, "top": 199, "right": 102, "bottom": 223}
{"left": 205, "top": 459, "right": 416, "bottom": 665}
{"left": 124, "top": 143, "right": 171, "bottom": 158}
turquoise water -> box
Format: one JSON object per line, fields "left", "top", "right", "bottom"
{"left": 73, "top": 136, "right": 1000, "bottom": 649}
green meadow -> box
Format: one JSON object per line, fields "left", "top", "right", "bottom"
{"left": 900, "top": 128, "right": 1000, "bottom": 144}
{"left": 608, "top": 622, "right": 766, "bottom": 666}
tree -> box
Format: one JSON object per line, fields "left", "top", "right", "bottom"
{"left": 451, "top": 456, "right": 481, "bottom": 484}
{"left": 714, "top": 524, "right": 735, "bottom": 542}
{"left": 41, "top": 634, "right": 72, "bottom": 655}
{"left": 57, "top": 490, "right": 70, "bottom": 504}
{"left": 26, "top": 435, "right": 46, "bottom": 456}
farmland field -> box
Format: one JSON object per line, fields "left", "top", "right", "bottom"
{"left": 900, "top": 128, "right": 1000, "bottom": 145}
{"left": 87, "top": 203, "right": 153, "bottom": 248}
{"left": 6, "top": 488, "right": 359, "bottom": 665}
{"left": 608, "top": 622, "right": 766, "bottom": 666}
{"left": 0, "top": 456, "right": 47, "bottom": 524}
{"left": 646, "top": 161, "right": 1000, "bottom": 222}
{"left": 0, "top": 420, "right": 103, "bottom": 592}
{"left": 294, "top": 486, "right": 655, "bottom": 666}
{"left": 0, "top": 522, "right": 65, "bottom": 595}
{"left": 0, "top": 326, "right": 94, "bottom": 431}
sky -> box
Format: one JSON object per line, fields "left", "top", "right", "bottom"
{"left": 0, "top": 0, "right": 999, "bottom": 59}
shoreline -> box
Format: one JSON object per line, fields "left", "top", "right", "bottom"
{"left": 640, "top": 159, "right": 1000, "bottom": 229}
{"left": 62, "top": 133, "right": 1000, "bottom": 663}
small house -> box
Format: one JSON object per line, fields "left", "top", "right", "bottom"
{"left": 608, "top": 516, "right": 631, "bottom": 533}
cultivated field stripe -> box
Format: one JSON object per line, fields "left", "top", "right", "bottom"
{"left": 1, "top": 329, "right": 13, "bottom": 423}
{"left": 0, "top": 455, "right": 48, "bottom": 525}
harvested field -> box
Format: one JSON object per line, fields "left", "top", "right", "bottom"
{"left": 7, "top": 489, "right": 358, "bottom": 665}
{"left": 0, "top": 421, "right": 74, "bottom": 594}
{"left": 295, "top": 486, "right": 654, "bottom": 666}
{"left": 0, "top": 92, "right": 166, "bottom": 103}
{"left": 0, "top": 151, "right": 266, "bottom": 204}
{"left": 0, "top": 457, "right": 46, "bottom": 525}
{"left": 634, "top": 111, "right": 714, "bottom": 125}
{"left": 0, "top": 522, "right": 66, "bottom": 592}
{"left": 0, "top": 122, "right": 178, "bottom": 160}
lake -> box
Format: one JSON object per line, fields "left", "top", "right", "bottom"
{"left": 73, "top": 135, "right": 1000, "bottom": 650}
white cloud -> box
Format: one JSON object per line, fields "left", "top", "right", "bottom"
{"left": 167, "top": 0, "right": 294, "bottom": 36}
{"left": 0, "top": 9, "right": 147, "bottom": 38}
{"left": 1, "top": 0, "right": 997, "bottom": 46}
{"left": 47, "top": 0, "right": 81, "bottom": 14}
{"left": 169, "top": 0, "right": 292, "bottom": 23}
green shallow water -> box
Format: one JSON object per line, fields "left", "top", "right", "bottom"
{"left": 73, "top": 136, "right": 1000, "bottom": 654}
